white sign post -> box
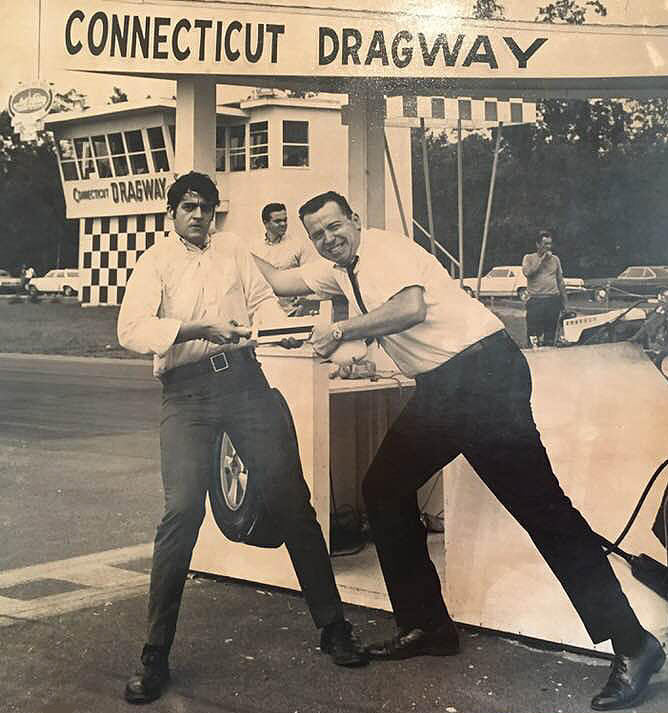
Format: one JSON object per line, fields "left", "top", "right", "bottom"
{"left": 7, "top": 82, "right": 53, "bottom": 142}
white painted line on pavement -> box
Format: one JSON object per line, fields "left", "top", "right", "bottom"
{"left": 0, "top": 543, "right": 153, "bottom": 587}
{"left": 0, "top": 543, "right": 153, "bottom": 626}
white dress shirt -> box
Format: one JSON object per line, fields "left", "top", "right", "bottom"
{"left": 118, "top": 232, "right": 285, "bottom": 376}
{"left": 298, "top": 228, "right": 504, "bottom": 377}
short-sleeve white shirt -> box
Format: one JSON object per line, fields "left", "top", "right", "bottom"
{"left": 298, "top": 228, "right": 504, "bottom": 377}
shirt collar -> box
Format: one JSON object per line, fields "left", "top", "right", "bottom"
{"left": 265, "top": 232, "right": 284, "bottom": 245}
{"left": 333, "top": 229, "right": 365, "bottom": 272}
{"left": 178, "top": 233, "right": 211, "bottom": 253}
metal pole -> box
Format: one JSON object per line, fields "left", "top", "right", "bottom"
{"left": 457, "top": 118, "right": 464, "bottom": 286}
{"left": 384, "top": 132, "right": 409, "bottom": 237}
{"left": 420, "top": 118, "right": 437, "bottom": 256}
{"left": 476, "top": 123, "right": 503, "bottom": 298}
{"left": 36, "top": 0, "right": 42, "bottom": 79}
{"left": 412, "top": 219, "right": 460, "bottom": 267}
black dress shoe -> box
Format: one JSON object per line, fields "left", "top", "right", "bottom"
{"left": 366, "top": 622, "right": 460, "bottom": 660}
{"left": 320, "top": 619, "right": 369, "bottom": 667}
{"left": 124, "top": 644, "right": 170, "bottom": 704}
{"left": 591, "top": 631, "right": 665, "bottom": 711}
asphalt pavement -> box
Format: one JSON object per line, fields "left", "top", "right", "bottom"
{"left": 1, "top": 353, "right": 667, "bottom": 713}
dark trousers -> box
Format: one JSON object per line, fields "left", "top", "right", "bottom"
{"left": 362, "top": 331, "right": 640, "bottom": 643}
{"left": 147, "top": 357, "right": 343, "bottom": 650}
{"left": 526, "top": 294, "right": 563, "bottom": 345}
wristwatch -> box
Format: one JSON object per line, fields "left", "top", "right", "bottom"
{"left": 330, "top": 325, "right": 344, "bottom": 342}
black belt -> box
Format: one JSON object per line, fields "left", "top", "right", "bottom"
{"left": 454, "top": 329, "right": 514, "bottom": 361}
{"left": 159, "top": 347, "right": 257, "bottom": 386}
{"left": 431, "top": 330, "right": 513, "bottom": 373}
{"left": 418, "top": 330, "right": 515, "bottom": 383}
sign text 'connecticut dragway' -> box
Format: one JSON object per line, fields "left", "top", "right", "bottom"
{"left": 63, "top": 9, "right": 547, "bottom": 71}
{"left": 48, "top": 0, "right": 555, "bottom": 78}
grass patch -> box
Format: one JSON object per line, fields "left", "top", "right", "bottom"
{"left": 0, "top": 296, "right": 531, "bottom": 359}
{"left": 0, "top": 299, "right": 146, "bottom": 359}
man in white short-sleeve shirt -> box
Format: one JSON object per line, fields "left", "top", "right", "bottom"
{"left": 254, "top": 191, "right": 664, "bottom": 712}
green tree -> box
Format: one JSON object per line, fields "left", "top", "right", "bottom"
{"left": 471, "top": 0, "right": 505, "bottom": 19}
{"left": 536, "top": 0, "right": 606, "bottom": 23}
{"left": 0, "top": 106, "right": 77, "bottom": 275}
{"left": 413, "top": 124, "right": 668, "bottom": 280}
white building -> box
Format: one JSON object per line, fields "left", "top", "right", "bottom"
{"left": 45, "top": 94, "right": 412, "bottom": 306}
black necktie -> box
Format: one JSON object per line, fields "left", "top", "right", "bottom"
{"left": 345, "top": 256, "right": 374, "bottom": 345}
{"left": 345, "top": 256, "right": 368, "bottom": 314}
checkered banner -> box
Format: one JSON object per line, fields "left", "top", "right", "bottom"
{"left": 79, "top": 213, "right": 170, "bottom": 306}
{"left": 385, "top": 96, "right": 537, "bottom": 128}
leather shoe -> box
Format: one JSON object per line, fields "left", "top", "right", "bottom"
{"left": 366, "top": 622, "right": 460, "bottom": 660}
{"left": 591, "top": 631, "right": 665, "bottom": 710}
{"left": 320, "top": 619, "right": 369, "bottom": 667}
{"left": 124, "top": 644, "right": 170, "bottom": 704}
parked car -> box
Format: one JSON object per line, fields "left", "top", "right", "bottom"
{"left": 0, "top": 269, "right": 23, "bottom": 293}
{"left": 461, "top": 266, "right": 585, "bottom": 301}
{"left": 28, "top": 269, "right": 81, "bottom": 297}
{"left": 584, "top": 266, "right": 668, "bottom": 303}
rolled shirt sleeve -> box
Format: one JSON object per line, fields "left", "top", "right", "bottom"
{"left": 117, "top": 251, "right": 181, "bottom": 356}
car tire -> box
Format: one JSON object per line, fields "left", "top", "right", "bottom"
{"left": 208, "top": 389, "right": 297, "bottom": 549}
{"left": 594, "top": 287, "right": 609, "bottom": 303}
{"left": 517, "top": 287, "right": 529, "bottom": 302}
{"left": 28, "top": 285, "right": 39, "bottom": 296}
{"left": 63, "top": 286, "right": 75, "bottom": 297}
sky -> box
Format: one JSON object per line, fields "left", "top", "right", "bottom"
{"left": 2, "top": 0, "right": 668, "bottom": 110}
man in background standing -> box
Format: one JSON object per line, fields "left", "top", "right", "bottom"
{"left": 251, "top": 202, "right": 318, "bottom": 315}
{"left": 522, "top": 230, "right": 568, "bottom": 346}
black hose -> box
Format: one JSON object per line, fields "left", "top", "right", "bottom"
{"left": 600, "top": 458, "right": 668, "bottom": 556}
{"left": 663, "top": 490, "right": 668, "bottom": 568}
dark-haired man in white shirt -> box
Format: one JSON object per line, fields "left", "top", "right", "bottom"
{"left": 254, "top": 190, "right": 664, "bottom": 713}
{"left": 117, "top": 174, "right": 367, "bottom": 705}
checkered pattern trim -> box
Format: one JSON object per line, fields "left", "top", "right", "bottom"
{"left": 386, "top": 96, "right": 537, "bottom": 126}
{"left": 78, "top": 213, "right": 170, "bottom": 306}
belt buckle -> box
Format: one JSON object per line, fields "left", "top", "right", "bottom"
{"left": 210, "top": 352, "right": 229, "bottom": 373}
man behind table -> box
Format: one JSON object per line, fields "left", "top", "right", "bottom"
{"left": 253, "top": 190, "right": 665, "bottom": 713}
{"left": 250, "top": 202, "right": 318, "bottom": 315}
{"left": 117, "top": 174, "right": 366, "bottom": 705}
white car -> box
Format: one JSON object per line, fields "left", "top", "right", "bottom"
{"left": 28, "top": 269, "right": 81, "bottom": 297}
{"left": 0, "top": 269, "right": 22, "bottom": 293}
{"left": 461, "top": 266, "right": 584, "bottom": 301}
